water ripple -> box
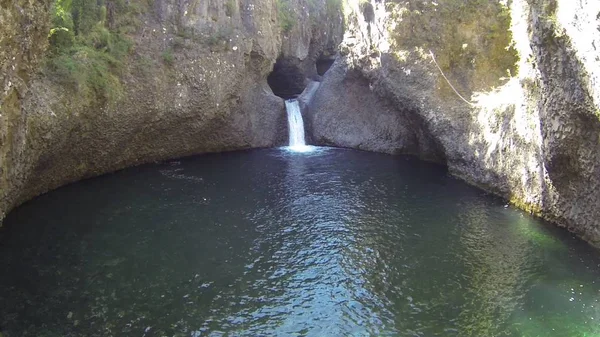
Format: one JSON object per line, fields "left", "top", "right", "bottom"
{"left": 0, "top": 148, "right": 599, "bottom": 336}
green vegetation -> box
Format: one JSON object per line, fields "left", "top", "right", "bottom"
{"left": 539, "top": 0, "right": 564, "bottom": 37}
{"left": 276, "top": 0, "right": 295, "bottom": 33}
{"left": 172, "top": 36, "right": 186, "bottom": 50}
{"left": 45, "top": 0, "right": 147, "bottom": 102}
{"left": 161, "top": 48, "right": 174, "bottom": 66}
{"left": 387, "top": 0, "right": 519, "bottom": 94}
{"left": 136, "top": 55, "right": 155, "bottom": 76}
{"left": 205, "top": 26, "right": 233, "bottom": 47}
{"left": 224, "top": 0, "right": 236, "bottom": 17}
{"left": 46, "top": 46, "right": 125, "bottom": 101}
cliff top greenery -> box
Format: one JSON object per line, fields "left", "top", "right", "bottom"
{"left": 45, "top": 0, "right": 148, "bottom": 103}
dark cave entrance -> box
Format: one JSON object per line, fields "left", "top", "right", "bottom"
{"left": 267, "top": 57, "right": 307, "bottom": 99}
{"left": 316, "top": 57, "right": 335, "bottom": 76}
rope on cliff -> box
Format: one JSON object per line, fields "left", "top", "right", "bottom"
{"left": 428, "top": 50, "right": 476, "bottom": 107}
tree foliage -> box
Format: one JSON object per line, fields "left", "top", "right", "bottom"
{"left": 276, "top": 0, "right": 296, "bottom": 33}
{"left": 46, "top": 0, "right": 145, "bottom": 102}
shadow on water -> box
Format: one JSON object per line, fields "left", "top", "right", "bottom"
{"left": 0, "top": 148, "right": 599, "bottom": 337}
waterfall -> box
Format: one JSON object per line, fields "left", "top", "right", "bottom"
{"left": 284, "top": 99, "right": 308, "bottom": 151}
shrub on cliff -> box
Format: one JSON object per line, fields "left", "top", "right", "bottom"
{"left": 277, "top": 0, "right": 296, "bottom": 33}
{"left": 45, "top": 0, "right": 142, "bottom": 103}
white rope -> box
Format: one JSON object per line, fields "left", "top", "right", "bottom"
{"left": 429, "top": 50, "right": 476, "bottom": 107}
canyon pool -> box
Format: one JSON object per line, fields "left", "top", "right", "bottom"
{"left": 0, "top": 148, "right": 599, "bottom": 337}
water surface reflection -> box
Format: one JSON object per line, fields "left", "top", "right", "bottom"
{"left": 0, "top": 148, "right": 599, "bottom": 336}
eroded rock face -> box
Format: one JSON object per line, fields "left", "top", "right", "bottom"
{"left": 308, "top": 0, "right": 600, "bottom": 247}
{"left": 0, "top": 0, "right": 343, "bottom": 220}
{"left": 0, "top": 0, "right": 52, "bottom": 220}
{"left": 308, "top": 57, "right": 445, "bottom": 161}
{"left": 528, "top": 0, "right": 600, "bottom": 244}
{"left": 3, "top": 0, "right": 599, "bottom": 249}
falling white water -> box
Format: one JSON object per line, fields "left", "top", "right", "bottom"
{"left": 284, "top": 99, "right": 310, "bottom": 152}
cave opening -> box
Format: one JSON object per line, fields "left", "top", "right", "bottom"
{"left": 267, "top": 57, "right": 307, "bottom": 99}
{"left": 316, "top": 57, "right": 335, "bottom": 76}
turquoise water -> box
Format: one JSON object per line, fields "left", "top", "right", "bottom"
{"left": 0, "top": 148, "right": 598, "bottom": 336}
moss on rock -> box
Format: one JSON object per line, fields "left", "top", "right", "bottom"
{"left": 387, "top": 0, "right": 519, "bottom": 95}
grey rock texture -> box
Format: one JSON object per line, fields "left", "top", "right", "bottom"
{"left": 0, "top": 0, "right": 53, "bottom": 219}
{"left": 308, "top": 0, "right": 600, "bottom": 246}
{"left": 0, "top": 0, "right": 343, "bottom": 220}
{"left": 308, "top": 57, "right": 445, "bottom": 160}
{"left": 527, "top": 0, "right": 600, "bottom": 244}
{"left": 2, "top": 0, "right": 600, "bottom": 249}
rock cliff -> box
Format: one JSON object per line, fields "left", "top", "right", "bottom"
{"left": 2, "top": 0, "right": 600, "bottom": 248}
{"left": 0, "top": 0, "right": 343, "bottom": 220}
{"left": 307, "top": 0, "right": 600, "bottom": 247}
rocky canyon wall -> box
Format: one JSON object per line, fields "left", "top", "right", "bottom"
{"left": 3, "top": 0, "right": 600, "bottom": 248}
{"left": 0, "top": 0, "right": 343, "bottom": 220}
{"left": 307, "top": 0, "right": 600, "bottom": 247}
